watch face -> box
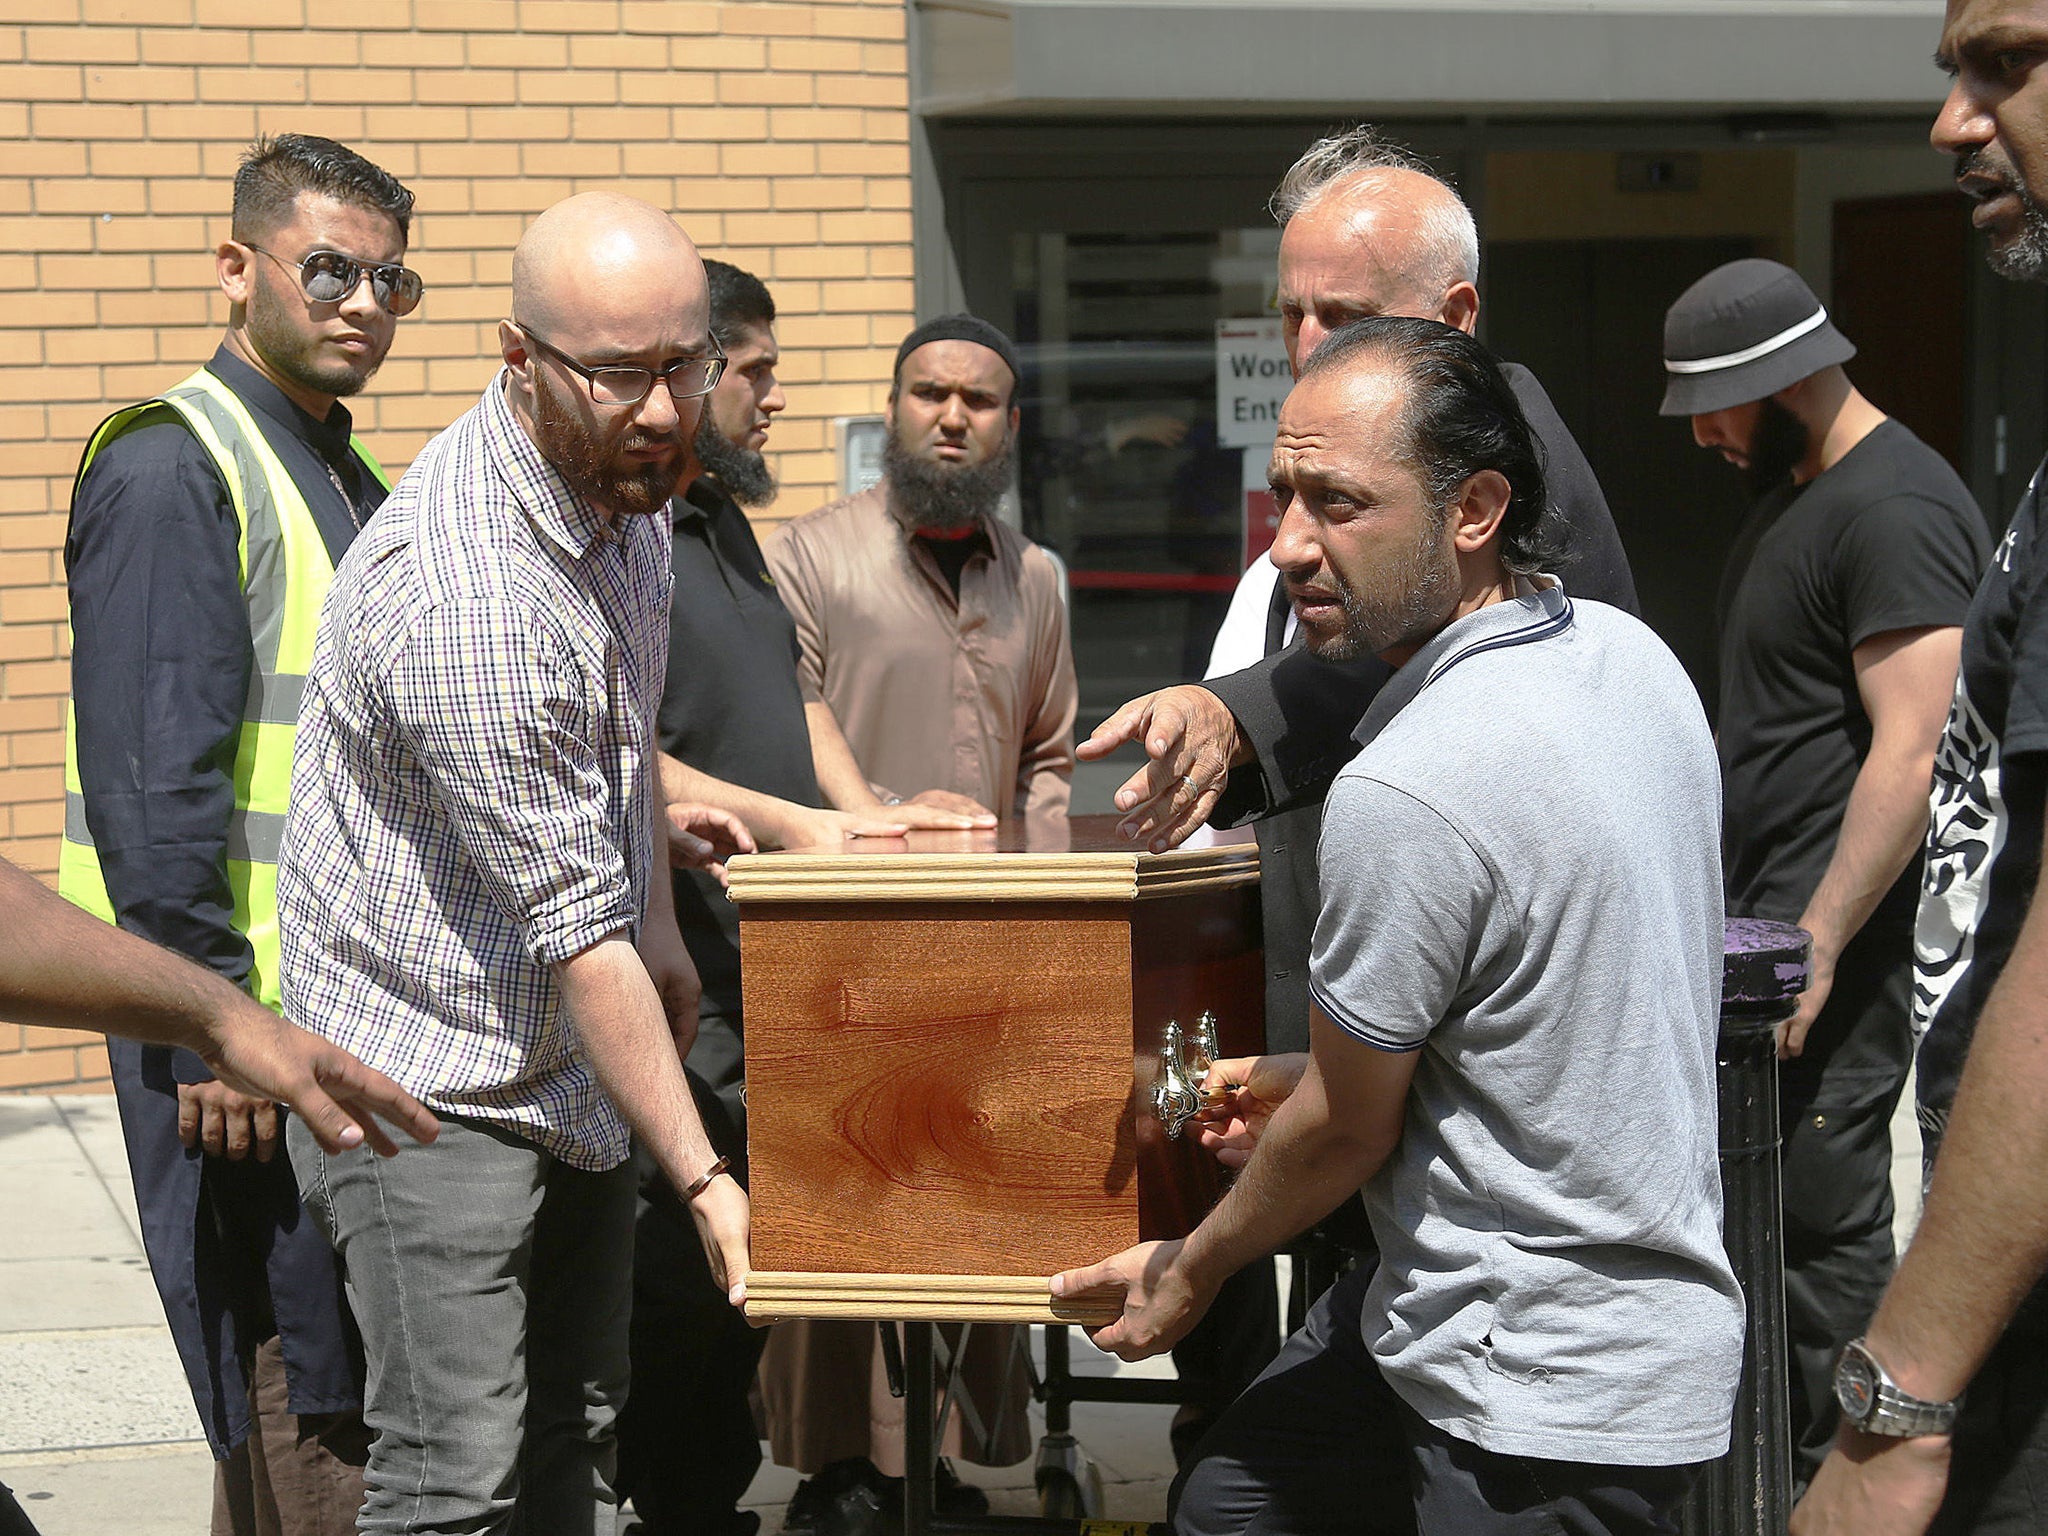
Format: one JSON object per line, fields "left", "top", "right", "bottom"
{"left": 1836, "top": 1347, "right": 1878, "bottom": 1422}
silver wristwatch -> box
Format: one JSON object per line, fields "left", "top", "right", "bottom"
{"left": 1833, "top": 1338, "right": 1961, "bottom": 1436}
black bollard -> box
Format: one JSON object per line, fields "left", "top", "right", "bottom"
{"left": 1682, "top": 918, "right": 1809, "bottom": 1536}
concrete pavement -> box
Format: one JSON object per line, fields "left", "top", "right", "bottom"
{"left": 0, "top": 1093, "right": 1181, "bottom": 1535}
{"left": 0, "top": 1087, "right": 1926, "bottom": 1534}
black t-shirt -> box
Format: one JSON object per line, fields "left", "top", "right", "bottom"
{"left": 915, "top": 527, "right": 988, "bottom": 598}
{"left": 658, "top": 478, "right": 821, "bottom": 1020}
{"left": 1716, "top": 420, "right": 1988, "bottom": 935}
{"left": 1916, "top": 461, "right": 2048, "bottom": 1129}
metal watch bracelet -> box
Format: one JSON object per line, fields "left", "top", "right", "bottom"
{"left": 1834, "top": 1338, "right": 1961, "bottom": 1437}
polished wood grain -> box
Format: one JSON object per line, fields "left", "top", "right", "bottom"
{"left": 745, "top": 1272, "right": 1124, "bottom": 1326}
{"left": 725, "top": 812, "right": 1258, "bottom": 904}
{"left": 743, "top": 903, "right": 1143, "bottom": 1277}
{"left": 735, "top": 819, "right": 1265, "bottom": 1317}
{"left": 1132, "top": 888, "right": 1265, "bottom": 1241}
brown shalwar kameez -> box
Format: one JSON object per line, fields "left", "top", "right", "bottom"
{"left": 757, "top": 482, "right": 1077, "bottom": 1473}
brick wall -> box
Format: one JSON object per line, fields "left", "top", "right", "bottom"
{"left": 0, "top": 0, "right": 914, "bottom": 1093}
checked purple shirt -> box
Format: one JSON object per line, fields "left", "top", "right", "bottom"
{"left": 278, "top": 372, "right": 672, "bottom": 1169}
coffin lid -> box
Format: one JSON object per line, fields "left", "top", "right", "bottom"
{"left": 724, "top": 812, "right": 1259, "bottom": 905}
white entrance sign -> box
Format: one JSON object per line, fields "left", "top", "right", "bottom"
{"left": 1215, "top": 318, "right": 1292, "bottom": 450}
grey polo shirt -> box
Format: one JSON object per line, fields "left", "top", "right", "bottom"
{"left": 1311, "top": 582, "right": 1744, "bottom": 1467}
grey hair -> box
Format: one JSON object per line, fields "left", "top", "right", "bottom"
{"left": 1269, "top": 126, "right": 1481, "bottom": 290}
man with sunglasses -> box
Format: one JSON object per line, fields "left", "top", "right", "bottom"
{"left": 62, "top": 132, "right": 419, "bottom": 1536}
{"left": 274, "top": 191, "right": 750, "bottom": 1534}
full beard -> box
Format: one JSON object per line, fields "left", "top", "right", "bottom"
{"left": 883, "top": 432, "right": 1015, "bottom": 533}
{"left": 531, "top": 367, "right": 686, "bottom": 518}
{"left": 692, "top": 411, "right": 777, "bottom": 507}
{"left": 1299, "top": 505, "right": 1461, "bottom": 663}
{"left": 1743, "top": 396, "right": 1811, "bottom": 497}
{"left": 246, "top": 282, "right": 382, "bottom": 401}
{"left": 1959, "top": 146, "right": 2048, "bottom": 283}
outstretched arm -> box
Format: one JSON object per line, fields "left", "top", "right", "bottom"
{"left": 0, "top": 857, "right": 436, "bottom": 1156}
{"left": 803, "top": 701, "right": 995, "bottom": 831}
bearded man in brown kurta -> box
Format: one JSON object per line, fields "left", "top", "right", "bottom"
{"left": 759, "top": 315, "right": 1078, "bottom": 1531}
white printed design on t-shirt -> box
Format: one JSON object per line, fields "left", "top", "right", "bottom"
{"left": 1913, "top": 676, "right": 2006, "bottom": 1049}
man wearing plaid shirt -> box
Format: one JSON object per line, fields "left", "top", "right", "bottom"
{"left": 275, "top": 192, "right": 750, "bottom": 1534}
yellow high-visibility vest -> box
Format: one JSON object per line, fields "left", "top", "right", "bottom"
{"left": 59, "top": 365, "right": 390, "bottom": 1010}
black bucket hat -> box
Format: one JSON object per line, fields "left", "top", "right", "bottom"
{"left": 1659, "top": 258, "right": 1856, "bottom": 416}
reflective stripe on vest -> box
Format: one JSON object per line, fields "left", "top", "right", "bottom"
{"left": 59, "top": 366, "right": 390, "bottom": 1011}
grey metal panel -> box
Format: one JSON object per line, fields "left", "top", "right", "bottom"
{"left": 918, "top": 2, "right": 1948, "bottom": 116}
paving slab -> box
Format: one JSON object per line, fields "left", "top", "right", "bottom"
{"left": 0, "top": 1444, "right": 214, "bottom": 1536}
{"left": 51, "top": 1098, "right": 143, "bottom": 1251}
{"left": 0, "top": 1256, "right": 161, "bottom": 1334}
{"left": 0, "top": 1094, "right": 1190, "bottom": 1532}
{"left": 0, "top": 1326, "right": 201, "bottom": 1455}
{"left": 0, "top": 1162, "right": 137, "bottom": 1263}
{"left": 0, "top": 1102, "right": 76, "bottom": 1167}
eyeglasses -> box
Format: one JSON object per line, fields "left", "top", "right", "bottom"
{"left": 249, "top": 245, "right": 425, "bottom": 317}
{"left": 516, "top": 325, "right": 726, "bottom": 407}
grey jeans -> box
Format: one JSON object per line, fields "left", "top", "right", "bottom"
{"left": 287, "top": 1113, "right": 637, "bottom": 1535}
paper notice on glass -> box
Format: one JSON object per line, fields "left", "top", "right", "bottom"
{"left": 1215, "top": 318, "right": 1291, "bottom": 450}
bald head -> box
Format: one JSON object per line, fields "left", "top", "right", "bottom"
{"left": 1293, "top": 169, "right": 1477, "bottom": 299}
{"left": 500, "top": 193, "right": 714, "bottom": 522}
{"left": 512, "top": 191, "right": 706, "bottom": 346}
{"left": 1276, "top": 165, "right": 1483, "bottom": 368}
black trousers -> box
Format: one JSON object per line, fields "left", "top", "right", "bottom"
{"left": 1777, "top": 922, "right": 1915, "bottom": 1490}
{"left": 615, "top": 1022, "right": 767, "bottom": 1536}
{"left": 1170, "top": 1267, "right": 1700, "bottom": 1536}
{"left": 1169, "top": 1257, "right": 1282, "bottom": 1462}
{"left": 0, "top": 1484, "right": 41, "bottom": 1536}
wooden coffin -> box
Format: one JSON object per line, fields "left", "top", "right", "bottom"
{"left": 729, "top": 815, "right": 1262, "bottom": 1324}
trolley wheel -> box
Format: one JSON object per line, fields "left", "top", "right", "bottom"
{"left": 1036, "top": 1461, "right": 1103, "bottom": 1520}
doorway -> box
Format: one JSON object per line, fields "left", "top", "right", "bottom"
{"left": 1486, "top": 236, "right": 1757, "bottom": 709}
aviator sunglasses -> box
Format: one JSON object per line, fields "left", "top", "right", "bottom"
{"left": 249, "top": 244, "right": 426, "bottom": 317}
